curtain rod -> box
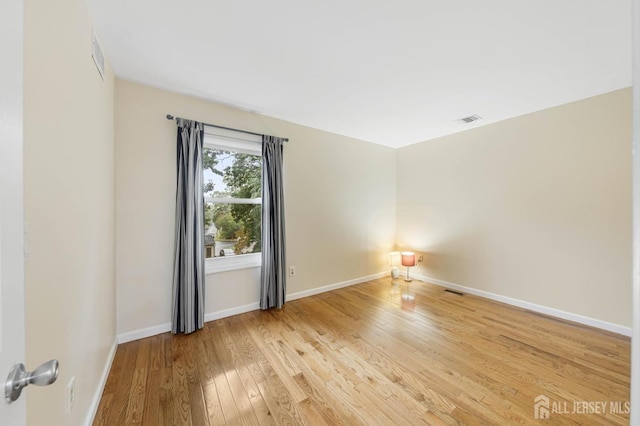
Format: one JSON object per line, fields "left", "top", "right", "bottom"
{"left": 166, "top": 114, "right": 289, "bottom": 142}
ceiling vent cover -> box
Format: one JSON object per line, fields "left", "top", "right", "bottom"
{"left": 459, "top": 114, "right": 482, "bottom": 124}
{"left": 92, "top": 30, "right": 105, "bottom": 81}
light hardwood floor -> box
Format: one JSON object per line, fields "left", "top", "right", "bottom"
{"left": 94, "top": 278, "right": 630, "bottom": 425}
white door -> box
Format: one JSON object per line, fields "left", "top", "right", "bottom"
{"left": 0, "top": 0, "right": 26, "bottom": 424}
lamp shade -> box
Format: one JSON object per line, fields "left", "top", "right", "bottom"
{"left": 401, "top": 252, "right": 416, "bottom": 267}
{"left": 389, "top": 251, "right": 401, "bottom": 266}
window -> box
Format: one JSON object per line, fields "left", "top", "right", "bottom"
{"left": 203, "top": 127, "right": 262, "bottom": 273}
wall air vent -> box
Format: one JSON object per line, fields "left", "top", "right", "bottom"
{"left": 92, "top": 30, "right": 105, "bottom": 81}
{"left": 459, "top": 114, "right": 482, "bottom": 124}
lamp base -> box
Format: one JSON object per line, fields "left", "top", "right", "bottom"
{"left": 391, "top": 267, "right": 399, "bottom": 279}
{"left": 404, "top": 266, "right": 413, "bottom": 282}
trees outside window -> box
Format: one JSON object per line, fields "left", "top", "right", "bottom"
{"left": 203, "top": 144, "right": 261, "bottom": 258}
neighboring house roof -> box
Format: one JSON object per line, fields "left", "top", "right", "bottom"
{"left": 204, "top": 235, "right": 215, "bottom": 247}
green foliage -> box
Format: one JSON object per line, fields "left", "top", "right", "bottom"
{"left": 213, "top": 207, "right": 241, "bottom": 240}
{"left": 203, "top": 148, "right": 262, "bottom": 255}
{"left": 202, "top": 149, "right": 229, "bottom": 196}
{"left": 224, "top": 154, "right": 261, "bottom": 199}
{"left": 224, "top": 154, "right": 261, "bottom": 253}
{"left": 203, "top": 149, "right": 226, "bottom": 176}
{"left": 232, "top": 204, "right": 261, "bottom": 253}
{"left": 204, "top": 203, "right": 215, "bottom": 228}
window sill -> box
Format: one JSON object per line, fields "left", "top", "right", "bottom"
{"left": 205, "top": 253, "right": 261, "bottom": 275}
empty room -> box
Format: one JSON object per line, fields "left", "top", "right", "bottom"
{"left": 2, "top": 0, "right": 639, "bottom": 425}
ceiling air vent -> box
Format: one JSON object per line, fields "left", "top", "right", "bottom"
{"left": 459, "top": 114, "right": 482, "bottom": 124}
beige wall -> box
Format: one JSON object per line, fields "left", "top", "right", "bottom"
{"left": 24, "top": 0, "right": 116, "bottom": 424}
{"left": 16, "top": 2, "right": 632, "bottom": 419}
{"left": 115, "top": 80, "right": 396, "bottom": 336}
{"left": 397, "top": 89, "right": 632, "bottom": 326}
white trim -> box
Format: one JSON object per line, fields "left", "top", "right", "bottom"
{"left": 84, "top": 338, "right": 118, "bottom": 426}
{"left": 205, "top": 196, "right": 261, "bottom": 204}
{"left": 117, "top": 272, "right": 388, "bottom": 343}
{"left": 205, "top": 252, "right": 261, "bottom": 274}
{"left": 631, "top": 0, "right": 640, "bottom": 421}
{"left": 204, "top": 302, "right": 261, "bottom": 323}
{"left": 414, "top": 274, "right": 632, "bottom": 337}
{"left": 204, "top": 127, "right": 262, "bottom": 149}
{"left": 117, "top": 302, "right": 263, "bottom": 344}
{"left": 287, "top": 272, "right": 387, "bottom": 301}
{"left": 117, "top": 323, "right": 171, "bottom": 344}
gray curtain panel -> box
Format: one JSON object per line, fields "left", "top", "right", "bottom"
{"left": 172, "top": 119, "right": 205, "bottom": 333}
{"left": 260, "top": 136, "right": 287, "bottom": 309}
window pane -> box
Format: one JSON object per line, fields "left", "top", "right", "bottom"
{"left": 203, "top": 148, "right": 261, "bottom": 198}
{"left": 203, "top": 146, "right": 262, "bottom": 258}
{"left": 205, "top": 203, "right": 261, "bottom": 257}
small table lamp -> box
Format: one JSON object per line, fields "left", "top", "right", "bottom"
{"left": 401, "top": 251, "right": 416, "bottom": 282}
{"left": 389, "top": 252, "right": 401, "bottom": 279}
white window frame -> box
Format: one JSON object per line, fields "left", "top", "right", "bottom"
{"left": 203, "top": 126, "right": 262, "bottom": 274}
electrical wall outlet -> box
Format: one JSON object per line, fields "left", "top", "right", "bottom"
{"left": 66, "top": 376, "right": 75, "bottom": 413}
{"left": 418, "top": 254, "right": 424, "bottom": 263}
{"left": 289, "top": 266, "right": 296, "bottom": 277}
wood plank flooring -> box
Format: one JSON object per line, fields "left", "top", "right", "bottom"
{"left": 94, "top": 279, "right": 631, "bottom": 425}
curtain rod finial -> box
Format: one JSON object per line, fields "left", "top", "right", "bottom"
{"left": 166, "top": 114, "right": 174, "bottom": 120}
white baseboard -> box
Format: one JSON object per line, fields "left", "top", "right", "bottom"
{"left": 415, "top": 274, "right": 632, "bottom": 337}
{"left": 204, "top": 302, "right": 260, "bottom": 323}
{"left": 287, "top": 272, "right": 387, "bottom": 301}
{"left": 117, "top": 272, "right": 387, "bottom": 344}
{"left": 84, "top": 337, "right": 118, "bottom": 426}
{"left": 117, "top": 322, "right": 172, "bottom": 344}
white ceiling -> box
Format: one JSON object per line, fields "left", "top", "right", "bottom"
{"left": 86, "top": 0, "right": 632, "bottom": 148}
